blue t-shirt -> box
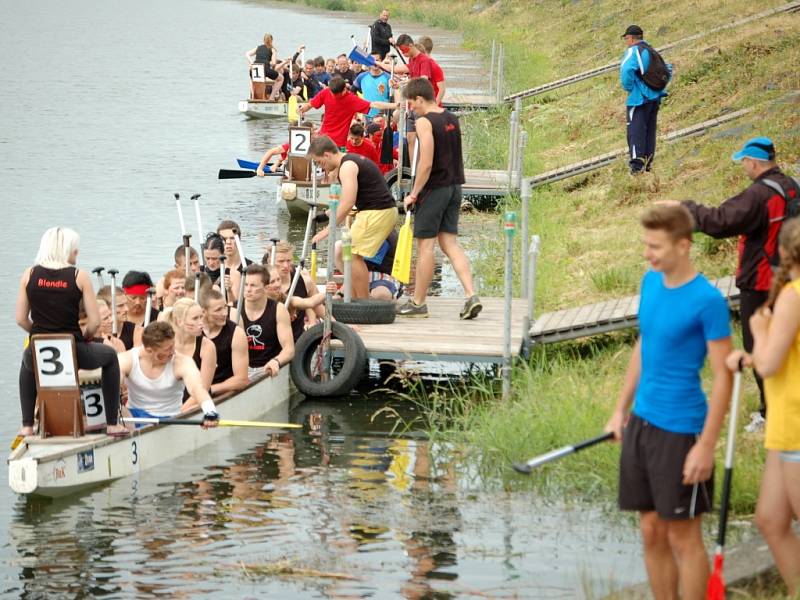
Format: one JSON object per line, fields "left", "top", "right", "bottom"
{"left": 354, "top": 71, "right": 391, "bottom": 118}
{"left": 633, "top": 270, "right": 730, "bottom": 434}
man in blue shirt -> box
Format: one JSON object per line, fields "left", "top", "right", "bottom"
{"left": 620, "top": 25, "right": 669, "bottom": 174}
{"left": 353, "top": 54, "right": 392, "bottom": 120}
{"left": 606, "top": 204, "right": 732, "bottom": 599}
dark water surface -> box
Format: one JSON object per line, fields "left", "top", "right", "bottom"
{"left": 0, "top": 0, "right": 645, "bottom": 596}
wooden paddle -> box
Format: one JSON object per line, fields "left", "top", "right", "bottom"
{"left": 125, "top": 417, "right": 301, "bottom": 429}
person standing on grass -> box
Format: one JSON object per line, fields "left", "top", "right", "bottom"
{"left": 620, "top": 25, "right": 669, "bottom": 174}
{"left": 397, "top": 78, "right": 481, "bottom": 320}
{"left": 605, "top": 204, "right": 732, "bottom": 600}
{"left": 678, "top": 137, "right": 800, "bottom": 432}
{"left": 725, "top": 218, "right": 800, "bottom": 597}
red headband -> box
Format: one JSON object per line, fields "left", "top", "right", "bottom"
{"left": 123, "top": 284, "right": 150, "bottom": 296}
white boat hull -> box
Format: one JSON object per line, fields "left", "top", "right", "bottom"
{"left": 238, "top": 100, "right": 288, "bottom": 119}
{"left": 8, "top": 368, "right": 291, "bottom": 497}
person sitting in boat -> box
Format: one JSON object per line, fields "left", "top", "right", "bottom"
{"left": 312, "top": 56, "right": 331, "bottom": 89}
{"left": 298, "top": 77, "right": 398, "bottom": 149}
{"left": 216, "top": 219, "right": 253, "bottom": 304}
{"left": 15, "top": 226, "right": 128, "bottom": 437}
{"left": 96, "top": 284, "right": 130, "bottom": 346}
{"left": 155, "top": 244, "right": 200, "bottom": 301}
{"left": 201, "top": 233, "right": 224, "bottom": 286}
{"left": 119, "top": 271, "right": 158, "bottom": 350}
{"left": 310, "top": 136, "right": 400, "bottom": 299}
{"left": 346, "top": 123, "right": 380, "bottom": 166}
{"left": 185, "top": 271, "right": 212, "bottom": 302}
{"left": 325, "top": 57, "right": 336, "bottom": 76}
{"left": 157, "top": 269, "right": 186, "bottom": 311}
{"left": 163, "top": 298, "right": 216, "bottom": 407}
{"left": 94, "top": 298, "right": 127, "bottom": 352}
{"left": 256, "top": 120, "right": 317, "bottom": 178}
{"left": 335, "top": 53, "right": 356, "bottom": 86}
{"left": 240, "top": 264, "right": 294, "bottom": 380}
{"left": 201, "top": 289, "right": 249, "bottom": 396}
{"left": 301, "top": 59, "right": 322, "bottom": 99}
{"left": 119, "top": 321, "right": 219, "bottom": 426}
{"left": 262, "top": 241, "right": 327, "bottom": 341}
{"left": 245, "top": 33, "right": 285, "bottom": 102}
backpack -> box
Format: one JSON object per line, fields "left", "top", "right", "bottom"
{"left": 761, "top": 176, "right": 800, "bottom": 266}
{"left": 634, "top": 42, "right": 671, "bottom": 91}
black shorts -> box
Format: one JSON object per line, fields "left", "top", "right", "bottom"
{"left": 619, "top": 414, "right": 714, "bottom": 520}
{"left": 413, "top": 185, "right": 461, "bottom": 239}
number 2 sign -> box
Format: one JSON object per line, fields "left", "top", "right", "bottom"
{"left": 289, "top": 127, "right": 312, "bottom": 157}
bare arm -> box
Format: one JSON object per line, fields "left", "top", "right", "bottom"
{"left": 409, "top": 117, "right": 433, "bottom": 199}
{"left": 245, "top": 47, "right": 257, "bottom": 63}
{"left": 264, "top": 303, "right": 295, "bottom": 377}
{"left": 604, "top": 337, "right": 641, "bottom": 440}
{"left": 210, "top": 326, "right": 250, "bottom": 396}
{"left": 751, "top": 287, "right": 800, "bottom": 377}
{"left": 435, "top": 79, "right": 446, "bottom": 105}
{"left": 683, "top": 336, "right": 733, "bottom": 484}
{"left": 199, "top": 337, "right": 217, "bottom": 391}
{"left": 15, "top": 269, "right": 32, "bottom": 333}
{"left": 174, "top": 354, "right": 216, "bottom": 412}
{"left": 79, "top": 269, "right": 101, "bottom": 339}
{"left": 257, "top": 146, "right": 283, "bottom": 175}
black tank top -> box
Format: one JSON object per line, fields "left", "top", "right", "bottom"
{"left": 421, "top": 111, "right": 465, "bottom": 191}
{"left": 255, "top": 44, "right": 273, "bottom": 65}
{"left": 243, "top": 299, "right": 281, "bottom": 367}
{"left": 341, "top": 154, "right": 395, "bottom": 211}
{"left": 119, "top": 321, "right": 136, "bottom": 350}
{"left": 202, "top": 265, "right": 221, "bottom": 285}
{"left": 210, "top": 320, "right": 237, "bottom": 385}
{"left": 27, "top": 265, "right": 83, "bottom": 340}
{"left": 287, "top": 269, "right": 309, "bottom": 341}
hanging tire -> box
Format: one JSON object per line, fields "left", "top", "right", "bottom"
{"left": 331, "top": 299, "right": 396, "bottom": 325}
{"left": 384, "top": 166, "right": 413, "bottom": 205}
{"left": 290, "top": 321, "right": 367, "bottom": 397}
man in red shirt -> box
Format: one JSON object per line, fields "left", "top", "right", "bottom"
{"left": 393, "top": 34, "right": 440, "bottom": 101}
{"left": 298, "top": 77, "right": 397, "bottom": 148}
{"left": 417, "top": 35, "right": 446, "bottom": 106}
{"left": 345, "top": 123, "right": 380, "bottom": 165}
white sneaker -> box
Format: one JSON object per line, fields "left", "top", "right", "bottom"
{"left": 745, "top": 412, "right": 766, "bottom": 433}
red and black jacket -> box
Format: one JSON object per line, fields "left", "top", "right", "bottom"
{"left": 683, "top": 168, "right": 798, "bottom": 291}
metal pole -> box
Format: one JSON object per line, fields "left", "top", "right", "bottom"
{"left": 516, "top": 129, "right": 527, "bottom": 194}
{"left": 144, "top": 287, "right": 155, "bottom": 327}
{"left": 191, "top": 194, "right": 204, "bottom": 268}
{"left": 496, "top": 44, "right": 505, "bottom": 103}
{"left": 506, "top": 109, "right": 518, "bottom": 195}
{"left": 396, "top": 103, "right": 406, "bottom": 199}
{"left": 502, "top": 211, "right": 517, "bottom": 401}
{"left": 527, "top": 235, "right": 541, "bottom": 328}
{"left": 194, "top": 272, "right": 200, "bottom": 303}
{"left": 520, "top": 177, "right": 531, "bottom": 299}
{"left": 219, "top": 255, "right": 228, "bottom": 306}
{"left": 183, "top": 234, "right": 192, "bottom": 279}
{"left": 323, "top": 184, "right": 341, "bottom": 379}
{"left": 108, "top": 269, "right": 119, "bottom": 337}
{"left": 342, "top": 227, "right": 352, "bottom": 303}
{"left": 489, "top": 40, "right": 496, "bottom": 96}
{"left": 234, "top": 234, "right": 247, "bottom": 324}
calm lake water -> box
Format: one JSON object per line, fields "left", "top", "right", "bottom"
{"left": 0, "top": 0, "right": 646, "bottom": 596}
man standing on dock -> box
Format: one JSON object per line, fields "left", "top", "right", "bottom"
{"left": 370, "top": 9, "right": 394, "bottom": 60}
{"left": 620, "top": 25, "right": 670, "bottom": 174}
{"left": 606, "top": 204, "right": 732, "bottom": 600}
{"left": 396, "top": 78, "right": 481, "bottom": 320}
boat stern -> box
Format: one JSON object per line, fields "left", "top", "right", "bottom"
{"left": 8, "top": 457, "right": 38, "bottom": 495}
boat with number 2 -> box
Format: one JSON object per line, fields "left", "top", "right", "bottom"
{"left": 7, "top": 369, "right": 291, "bottom": 498}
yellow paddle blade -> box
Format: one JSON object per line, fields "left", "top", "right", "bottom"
{"left": 310, "top": 249, "right": 318, "bottom": 283}
{"left": 287, "top": 95, "right": 298, "bottom": 123}
{"left": 219, "top": 419, "right": 302, "bottom": 429}
{"left": 391, "top": 213, "right": 413, "bottom": 284}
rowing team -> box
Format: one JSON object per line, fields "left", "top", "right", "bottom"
{"left": 15, "top": 221, "right": 395, "bottom": 439}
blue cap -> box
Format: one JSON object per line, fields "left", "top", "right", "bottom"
{"left": 732, "top": 136, "right": 776, "bottom": 162}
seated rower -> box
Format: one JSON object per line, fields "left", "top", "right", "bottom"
{"left": 263, "top": 241, "right": 326, "bottom": 340}
{"left": 346, "top": 123, "right": 380, "bottom": 166}
{"left": 185, "top": 270, "right": 212, "bottom": 301}
{"left": 156, "top": 245, "right": 201, "bottom": 299}
{"left": 118, "top": 321, "right": 219, "bottom": 426}
{"left": 121, "top": 270, "right": 158, "bottom": 347}
{"left": 158, "top": 269, "right": 186, "bottom": 311}
{"left": 97, "top": 284, "right": 131, "bottom": 348}
{"left": 88, "top": 298, "right": 127, "bottom": 353}
{"left": 240, "top": 264, "right": 294, "bottom": 379}
{"left": 164, "top": 298, "right": 216, "bottom": 407}
{"left": 201, "top": 289, "right": 249, "bottom": 396}
{"left": 256, "top": 121, "right": 317, "bottom": 177}
{"left": 201, "top": 233, "right": 225, "bottom": 286}
{"left": 217, "top": 219, "right": 253, "bottom": 304}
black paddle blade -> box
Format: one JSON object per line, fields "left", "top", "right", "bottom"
{"left": 512, "top": 463, "right": 533, "bottom": 475}
{"left": 218, "top": 169, "right": 257, "bottom": 179}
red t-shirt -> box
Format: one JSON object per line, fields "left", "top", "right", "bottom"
{"left": 430, "top": 58, "right": 445, "bottom": 104}
{"left": 408, "top": 53, "right": 440, "bottom": 100}
{"left": 309, "top": 88, "right": 371, "bottom": 147}
{"left": 280, "top": 142, "right": 289, "bottom": 161}
{"left": 345, "top": 138, "right": 380, "bottom": 165}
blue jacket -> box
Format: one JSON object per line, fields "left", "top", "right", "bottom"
{"left": 620, "top": 42, "right": 669, "bottom": 106}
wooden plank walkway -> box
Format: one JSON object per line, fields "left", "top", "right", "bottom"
{"left": 463, "top": 168, "right": 517, "bottom": 196}
{"left": 530, "top": 276, "right": 740, "bottom": 344}
{"left": 442, "top": 93, "right": 502, "bottom": 111}
{"left": 356, "top": 297, "right": 528, "bottom": 363}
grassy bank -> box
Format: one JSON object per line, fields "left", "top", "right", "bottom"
{"left": 283, "top": 0, "right": 798, "bottom": 519}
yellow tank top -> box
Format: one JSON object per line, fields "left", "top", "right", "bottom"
{"left": 764, "top": 279, "right": 800, "bottom": 451}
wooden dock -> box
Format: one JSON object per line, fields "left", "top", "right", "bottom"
{"left": 463, "top": 168, "right": 517, "bottom": 196}
{"left": 530, "top": 276, "right": 740, "bottom": 344}
{"left": 356, "top": 297, "right": 529, "bottom": 363}
{"left": 442, "top": 93, "right": 502, "bottom": 111}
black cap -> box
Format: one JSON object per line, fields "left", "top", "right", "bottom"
{"left": 622, "top": 25, "right": 643, "bottom": 37}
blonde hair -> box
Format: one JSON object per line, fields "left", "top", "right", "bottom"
{"left": 262, "top": 33, "right": 273, "bottom": 48}
{"left": 35, "top": 227, "right": 80, "bottom": 269}
{"left": 164, "top": 297, "right": 200, "bottom": 329}
{"left": 767, "top": 219, "right": 800, "bottom": 308}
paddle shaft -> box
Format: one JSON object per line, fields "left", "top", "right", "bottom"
{"left": 513, "top": 432, "right": 614, "bottom": 474}
{"left": 715, "top": 370, "right": 743, "bottom": 549}
{"left": 125, "top": 417, "right": 301, "bottom": 428}
{"left": 218, "top": 169, "right": 283, "bottom": 179}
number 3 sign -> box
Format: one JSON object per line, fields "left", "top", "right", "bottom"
{"left": 289, "top": 127, "right": 312, "bottom": 157}
{"left": 32, "top": 336, "right": 78, "bottom": 388}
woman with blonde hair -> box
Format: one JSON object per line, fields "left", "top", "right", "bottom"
{"left": 245, "top": 33, "right": 285, "bottom": 101}
{"left": 727, "top": 218, "right": 800, "bottom": 595}
{"left": 164, "top": 298, "right": 216, "bottom": 407}
{"left": 15, "top": 227, "right": 127, "bottom": 437}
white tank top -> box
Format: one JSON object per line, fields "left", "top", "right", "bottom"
{"left": 126, "top": 347, "right": 184, "bottom": 417}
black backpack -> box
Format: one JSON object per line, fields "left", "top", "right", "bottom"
{"left": 761, "top": 176, "right": 800, "bottom": 266}
{"left": 634, "top": 42, "right": 671, "bottom": 91}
